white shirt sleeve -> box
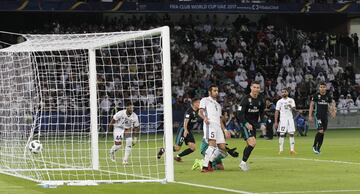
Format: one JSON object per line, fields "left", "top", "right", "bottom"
{"left": 199, "top": 98, "right": 207, "bottom": 110}
{"left": 275, "top": 100, "right": 281, "bottom": 111}
{"left": 133, "top": 114, "right": 140, "bottom": 128}
{"left": 291, "top": 98, "right": 296, "bottom": 109}
{"left": 113, "top": 111, "right": 122, "bottom": 120}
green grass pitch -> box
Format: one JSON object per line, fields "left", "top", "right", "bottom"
{"left": 1, "top": 128, "right": 360, "bottom": 194}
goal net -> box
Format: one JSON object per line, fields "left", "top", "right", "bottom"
{"left": 0, "top": 27, "right": 173, "bottom": 185}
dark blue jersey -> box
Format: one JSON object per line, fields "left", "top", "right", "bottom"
{"left": 311, "top": 92, "right": 332, "bottom": 118}
{"left": 236, "top": 94, "right": 265, "bottom": 128}
{"left": 183, "top": 107, "right": 200, "bottom": 131}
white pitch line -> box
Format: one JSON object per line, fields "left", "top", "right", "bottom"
{"left": 258, "top": 189, "right": 360, "bottom": 194}
{"left": 175, "top": 181, "right": 254, "bottom": 194}
{"left": 255, "top": 156, "right": 360, "bottom": 165}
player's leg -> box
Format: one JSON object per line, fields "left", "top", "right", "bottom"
{"left": 316, "top": 118, "right": 327, "bottom": 153}
{"left": 110, "top": 128, "right": 123, "bottom": 162}
{"left": 239, "top": 125, "right": 256, "bottom": 171}
{"left": 122, "top": 132, "right": 132, "bottom": 165}
{"left": 289, "top": 119, "right": 296, "bottom": 155}
{"left": 202, "top": 125, "right": 217, "bottom": 172}
{"left": 210, "top": 130, "right": 227, "bottom": 170}
{"left": 278, "top": 121, "right": 286, "bottom": 154}
{"left": 173, "top": 127, "right": 184, "bottom": 152}
{"left": 175, "top": 132, "right": 196, "bottom": 162}
{"left": 312, "top": 117, "right": 322, "bottom": 154}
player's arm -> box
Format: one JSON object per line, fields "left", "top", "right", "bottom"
{"left": 132, "top": 116, "right": 140, "bottom": 145}
{"left": 308, "top": 97, "right": 315, "bottom": 122}
{"left": 290, "top": 99, "right": 298, "bottom": 115}
{"left": 183, "top": 117, "right": 190, "bottom": 137}
{"left": 109, "top": 118, "right": 116, "bottom": 132}
{"left": 236, "top": 97, "right": 252, "bottom": 130}
{"left": 220, "top": 115, "right": 231, "bottom": 138}
{"left": 329, "top": 99, "right": 337, "bottom": 118}
{"left": 274, "top": 109, "right": 280, "bottom": 130}
{"left": 199, "top": 99, "right": 209, "bottom": 124}
{"left": 259, "top": 98, "right": 266, "bottom": 128}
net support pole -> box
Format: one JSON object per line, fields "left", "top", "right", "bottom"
{"left": 89, "top": 48, "right": 99, "bottom": 170}
{"left": 161, "top": 26, "right": 174, "bottom": 182}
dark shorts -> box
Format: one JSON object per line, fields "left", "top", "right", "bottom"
{"left": 175, "top": 127, "right": 195, "bottom": 146}
{"left": 315, "top": 117, "right": 328, "bottom": 131}
{"left": 241, "top": 124, "right": 257, "bottom": 140}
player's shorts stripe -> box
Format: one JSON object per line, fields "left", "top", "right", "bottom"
{"left": 314, "top": 117, "right": 318, "bottom": 129}
{"left": 175, "top": 127, "right": 184, "bottom": 145}
{"left": 243, "top": 126, "right": 249, "bottom": 139}
{"left": 205, "top": 124, "right": 209, "bottom": 139}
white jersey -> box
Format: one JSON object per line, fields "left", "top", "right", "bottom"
{"left": 276, "top": 97, "right": 296, "bottom": 120}
{"left": 112, "top": 110, "right": 140, "bottom": 129}
{"left": 200, "top": 96, "right": 225, "bottom": 143}
{"left": 200, "top": 96, "right": 222, "bottom": 127}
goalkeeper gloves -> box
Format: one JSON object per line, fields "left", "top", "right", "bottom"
{"left": 226, "top": 146, "right": 239, "bottom": 158}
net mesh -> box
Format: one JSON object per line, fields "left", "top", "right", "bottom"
{"left": 0, "top": 28, "right": 170, "bottom": 184}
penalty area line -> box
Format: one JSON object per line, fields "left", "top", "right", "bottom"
{"left": 175, "top": 181, "right": 254, "bottom": 194}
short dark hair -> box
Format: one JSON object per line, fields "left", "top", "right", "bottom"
{"left": 281, "top": 87, "right": 290, "bottom": 92}
{"left": 250, "top": 80, "right": 260, "bottom": 86}
{"left": 319, "top": 81, "right": 326, "bottom": 86}
{"left": 125, "top": 101, "right": 133, "bottom": 107}
{"left": 192, "top": 98, "right": 200, "bottom": 104}
{"left": 208, "top": 84, "right": 218, "bottom": 92}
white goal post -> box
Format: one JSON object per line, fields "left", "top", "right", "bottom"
{"left": 0, "top": 26, "right": 173, "bottom": 185}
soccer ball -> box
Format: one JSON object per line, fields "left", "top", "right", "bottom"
{"left": 29, "top": 140, "right": 43, "bottom": 154}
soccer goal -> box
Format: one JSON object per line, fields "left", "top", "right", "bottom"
{"left": 0, "top": 26, "right": 173, "bottom": 185}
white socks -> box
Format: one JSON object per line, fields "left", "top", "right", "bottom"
{"left": 279, "top": 134, "right": 285, "bottom": 152}
{"left": 110, "top": 144, "right": 121, "bottom": 154}
{"left": 203, "top": 146, "right": 216, "bottom": 167}
{"left": 123, "top": 137, "right": 133, "bottom": 162}
{"left": 290, "top": 136, "right": 295, "bottom": 152}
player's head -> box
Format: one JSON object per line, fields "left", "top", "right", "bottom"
{"left": 191, "top": 98, "right": 200, "bottom": 110}
{"left": 281, "top": 88, "right": 289, "bottom": 98}
{"left": 125, "top": 101, "right": 134, "bottom": 115}
{"left": 208, "top": 84, "right": 219, "bottom": 99}
{"left": 250, "top": 80, "right": 261, "bottom": 97}
{"left": 319, "top": 82, "right": 327, "bottom": 94}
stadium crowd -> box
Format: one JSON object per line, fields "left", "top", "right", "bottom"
{"left": 12, "top": 14, "right": 360, "bottom": 134}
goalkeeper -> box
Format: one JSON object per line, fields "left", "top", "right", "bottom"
{"left": 192, "top": 139, "right": 239, "bottom": 170}
{"left": 109, "top": 101, "right": 140, "bottom": 165}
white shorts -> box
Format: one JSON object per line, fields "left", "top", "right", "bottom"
{"left": 113, "top": 127, "right": 125, "bottom": 142}
{"left": 278, "top": 118, "right": 295, "bottom": 134}
{"left": 203, "top": 122, "right": 225, "bottom": 144}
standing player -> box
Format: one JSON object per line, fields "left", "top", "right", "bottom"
{"left": 308, "top": 82, "right": 336, "bottom": 154}
{"left": 274, "top": 88, "right": 297, "bottom": 155}
{"left": 109, "top": 101, "right": 140, "bottom": 164}
{"left": 236, "top": 81, "right": 265, "bottom": 171}
{"left": 173, "top": 98, "right": 201, "bottom": 162}
{"left": 199, "top": 84, "right": 230, "bottom": 172}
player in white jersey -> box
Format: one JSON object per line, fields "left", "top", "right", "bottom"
{"left": 274, "top": 88, "right": 297, "bottom": 155}
{"left": 109, "top": 101, "right": 140, "bottom": 164}
{"left": 199, "top": 84, "right": 230, "bottom": 172}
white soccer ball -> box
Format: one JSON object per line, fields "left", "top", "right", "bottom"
{"left": 29, "top": 140, "right": 43, "bottom": 154}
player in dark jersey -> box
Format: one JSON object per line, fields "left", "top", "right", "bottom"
{"left": 308, "top": 82, "right": 336, "bottom": 154}
{"left": 157, "top": 98, "right": 201, "bottom": 161}
{"left": 236, "top": 81, "right": 265, "bottom": 171}
{"left": 173, "top": 98, "right": 201, "bottom": 162}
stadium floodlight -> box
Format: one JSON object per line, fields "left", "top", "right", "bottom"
{"left": 0, "top": 26, "right": 173, "bottom": 186}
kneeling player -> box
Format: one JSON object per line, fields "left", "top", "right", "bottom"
{"left": 109, "top": 102, "right": 140, "bottom": 165}
{"left": 192, "top": 139, "right": 239, "bottom": 170}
